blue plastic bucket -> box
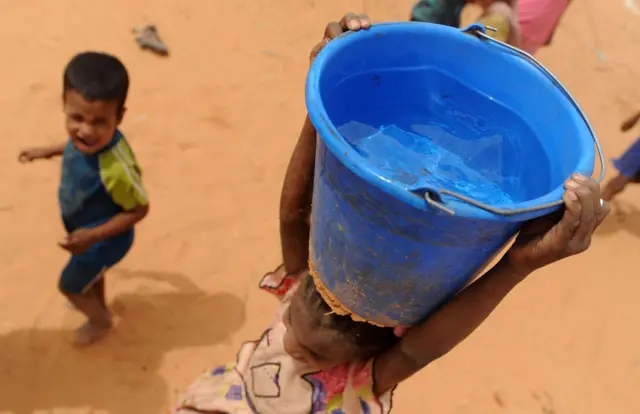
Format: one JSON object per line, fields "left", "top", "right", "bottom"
{"left": 305, "top": 23, "right": 604, "bottom": 326}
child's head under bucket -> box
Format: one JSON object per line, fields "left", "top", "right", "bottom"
{"left": 283, "top": 273, "right": 400, "bottom": 370}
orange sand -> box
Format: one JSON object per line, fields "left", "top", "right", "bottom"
{"left": 1, "top": 0, "right": 639, "bottom": 413}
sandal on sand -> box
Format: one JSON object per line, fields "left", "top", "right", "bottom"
{"left": 133, "top": 25, "right": 169, "bottom": 56}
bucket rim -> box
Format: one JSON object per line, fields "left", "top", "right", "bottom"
{"left": 306, "top": 22, "right": 600, "bottom": 221}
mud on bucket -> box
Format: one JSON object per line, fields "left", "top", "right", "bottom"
{"left": 305, "top": 23, "right": 604, "bottom": 327}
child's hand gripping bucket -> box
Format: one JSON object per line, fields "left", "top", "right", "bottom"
{"left": 306, "top": 23, "right": 605, "bottom": 327}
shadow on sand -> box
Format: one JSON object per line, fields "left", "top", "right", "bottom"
{"left": 0, "top": 269, "right": 245, "bottom": 414}
{"left": 596, "top": 200, "right": 640, "bottom": 239}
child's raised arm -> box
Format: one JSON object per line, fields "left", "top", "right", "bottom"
{"left": 18, "top": 142, "right": 66, "bottom": 163}
{"left": 279, "top": 115, "right": 317, "bottom": 275}
{"left": 373, "top": 175, "right": 609, "bottom": 395}
{"left": 279, "top": 13, "right": 372, "bottom": 275}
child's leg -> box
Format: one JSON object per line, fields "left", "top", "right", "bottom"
{"left": 67, "top": 292, "right": 112, "bottom": 345}
{"left": 93, "top": 276, "right": 107, "bottom": 309}
{"left": 59, "top": 231, "right": 133, "bottom": 345}
{"left": 604, "top": 137, "right": 640, "bottom": 201}
{"left": 66, "top": 276, "right": 106, "bottom": 312}
{"left": 60, "top": 258, "right": 113, "bottom": 345}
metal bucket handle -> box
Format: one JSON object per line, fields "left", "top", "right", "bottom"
{"left": 415, "top": 23, "right": 605, "bottom": 217}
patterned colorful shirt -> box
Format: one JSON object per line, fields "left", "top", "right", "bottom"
{"left": 175, "top": 266, "right": 395, "bottom": 414}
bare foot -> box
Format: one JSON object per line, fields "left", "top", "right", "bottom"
{"left": 73, "top": 319, "right": 113, "bottom": 346}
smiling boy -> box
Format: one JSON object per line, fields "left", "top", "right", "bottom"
{"left": 19, "top": 52, "right": 149, "bottom": 345}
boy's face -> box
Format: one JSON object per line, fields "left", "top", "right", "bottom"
{"left": 63, "top": 90, "right": 123, "bottom": 154}
{"left": 282, "top": 287, "right": 363, "bottom": 371}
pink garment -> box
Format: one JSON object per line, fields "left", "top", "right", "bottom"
{"left": 517, "top": 0, "right": 570, "bottom": 54}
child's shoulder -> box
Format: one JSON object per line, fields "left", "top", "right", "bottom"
{"left": 99, "top": 132, "right": 141, "bottom": 172}
{"left": 101, "top": 130, "right": 139, "bottom": 159}
{"left": 98, "top": 131, "right": 147, "bottom": 208}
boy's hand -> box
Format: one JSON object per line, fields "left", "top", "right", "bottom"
{"left": 18, "top": 148, "right": 54, "bottom": 163}
{"left": 505, "top": 174, "right": 610, "bottom": 275}
{"left": 309, "top": 13, "right": 371, "bottom": 64}
{"left": 59, "top": 228, "right": 98, "bottom": 255}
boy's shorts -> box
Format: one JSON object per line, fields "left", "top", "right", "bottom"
{"left": 613, "top": 137, "right": 640, "bottom": 182}
{"left": 59, "top": 230, "right": 134, "bottom": 295}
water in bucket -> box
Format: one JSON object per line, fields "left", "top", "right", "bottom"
{"left": 338, "top": 120, "right": 520, "bottom": 205}
{"left": 327, "top": 64, "right": 553, "bottom": 207}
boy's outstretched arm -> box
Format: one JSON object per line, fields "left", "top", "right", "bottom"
{"left": 18, "top": 142, "right": 66, "bottom": 163}
{"left": 374, "top": 175, "right": 609, "bottom": 395}
{"left": 279, "top": 13, "right": 372, "bottom": 275}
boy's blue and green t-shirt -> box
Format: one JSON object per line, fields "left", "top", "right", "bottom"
{"left": 59, "top": 130, "right": 148, "bottom": 232}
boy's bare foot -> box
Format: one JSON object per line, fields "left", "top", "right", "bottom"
{"left": 73, "top": 319, "right": 113, "bottom": 346}
{"left": 133, "top": 25, "right": 169, "bottom": 56}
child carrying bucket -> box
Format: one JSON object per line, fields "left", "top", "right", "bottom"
{"left": 175, "top": 14, "right": 609, "bottom": 414}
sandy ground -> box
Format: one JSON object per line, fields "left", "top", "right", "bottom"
{"left": 1, "top": 0, "right": 640, "bottom": 413}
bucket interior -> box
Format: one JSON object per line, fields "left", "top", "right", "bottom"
{"left": 313, "top": 24, "right": 593, "bottom": 208}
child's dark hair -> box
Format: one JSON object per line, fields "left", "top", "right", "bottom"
{"left": 300, "top": 274, "right": 400, "bottom": 358}
{"left": 63, "top": 51, "right": 129, "bottom": 118}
